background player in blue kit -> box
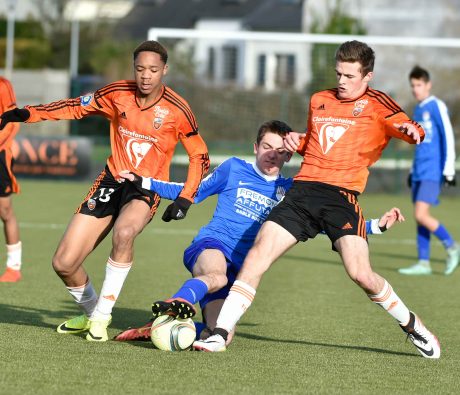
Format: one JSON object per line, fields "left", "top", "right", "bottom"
{"left": 115, "top": 120, "right": 404, "bottom": 343}
{"left": 399, "top": 66, "right": 459, "bottom": 276}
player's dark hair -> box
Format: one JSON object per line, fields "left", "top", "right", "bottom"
{"left": 409, "top": 65, "right": 430, "bottom": 82}
{"left": 133, "top": 40, "right": 168, "bottom": 64}
{"left": 335, "top": 40, "right": 375, "bottom": 76}
{"left": 256, "top": 120, "right": 293, "bottom": 145}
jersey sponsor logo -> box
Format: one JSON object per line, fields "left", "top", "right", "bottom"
{"left": 235, "top": 188, "right": 279, "bottom": 224}
{"left": 238, "top": 181, "right": 252, "bottom": 185}
{"left": 352, "top": 99, "right": 368, "bottom": 117}
{"left": 120, "top": 112, "right": 127, "bottom": 119}
{"left": 118, "top": 126, "right": 158, "bottom": 169}
{"left": 317, "top": 104, "right": 326, "bottom": 110}
{"left": 314, "top": 121, "right": 350, "bottom": 154}
{"left": 153, "top": 106, "right": 170, "bottom": 129}
{"left": 80, "top": 94, "right": 93, "bottom": 106}
{"left": 126, "top": 138, "right": 153, "bottom": 169}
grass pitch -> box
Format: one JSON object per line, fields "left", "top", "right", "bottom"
{"left": 0, "top": 179, "right": 459, "bottom": 394}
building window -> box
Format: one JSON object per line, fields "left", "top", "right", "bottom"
{"left": 207, "top": 47, "right": 215, "bottom": 81}
{"left": 275, "top": 54, "right": 295, "bottom": 87}
{"left": 222, "top": 46, "right": 238, "bottom": 82}
{"left": 257, "top": 55, "right": 266, "bottom": 87}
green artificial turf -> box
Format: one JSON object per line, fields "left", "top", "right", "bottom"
{"left": 0, "top": 180, "right": 459, "bottom": 394}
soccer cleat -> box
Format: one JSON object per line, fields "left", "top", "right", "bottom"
{"left": 193, "top": 334, "right": 227, "bottom": 352}
{"left": 0, "top": 268, "right": 21, "bottom": 282}
{"left": 114, "top": 320, "right": 153, "bottom": 341}
{"left": 445, "top": 245, "right": 460, "bottom": 275}
{"left": 57, "top": 314, "right": 90, "bottom": 334}
{"left": 151, "top": 297, "right": 196, "bottom": 319}
{"left": 400, "top": 311, "right": 440, "bottom": 359}
{"left": 398, "top": 261, "right": 432, "bottom": 275}
{"left": 86, "top": 315, "right": 112, "bottom": 342}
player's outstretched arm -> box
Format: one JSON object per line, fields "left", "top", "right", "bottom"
{"left": 283, "top": 131, "right": 307, "bottom": 153}
{"left": 0, "top": 108, "right": 30, "bottom": 130}
{"left": 367, "top": 207, "right": 405, "bottom": 235}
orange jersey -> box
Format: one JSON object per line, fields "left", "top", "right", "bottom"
{"left": 25, "top": 80, "right": 210, "bottom": 201}
{"left": 295, "top": 88, "right": 425, "bottom": 193}
{"left": 0, "top": 77, "right": 20, "bottom": 148}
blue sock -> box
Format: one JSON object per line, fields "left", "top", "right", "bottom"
{"left": 417, "top": 225, "right": 431, "bottom": 260}
{"left": 433, "top": 224, "right": 455, "bottom": 249}
{"left": 194, "top": 321, "right": 206, "bottom": 340}
{"left": 172, "top": 278, "right": 208, "bottom": 305}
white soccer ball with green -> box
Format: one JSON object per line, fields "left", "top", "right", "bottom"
{"left": 150, "top": 315, "right": 196, "bottom": 351}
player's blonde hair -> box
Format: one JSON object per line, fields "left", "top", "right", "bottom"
{"left": 335, "top": 40, "right": 375, "bottom": 76}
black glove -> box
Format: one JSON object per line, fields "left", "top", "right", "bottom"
{"left": 407, "top": 173, "right": 412, "bottom": 188}
{"left": 0, "top": 108, "right": 30, "bottom": 130}
{"left": 162, "top": 197, "right": 192, "bottom": 222}
{"left": 125, "top": 172, "right": 142, "bottom": 188}
{"left": 443, "top": 175, "right": 456, "bottom": 187}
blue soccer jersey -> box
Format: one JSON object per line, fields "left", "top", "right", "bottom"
{"left": 140, "top": 157, "right": 382, "bottom": 269}
{"left": 142, "top": 157, "right": 293, "bottom": 266}
{"left": 411, "top": 96, "right": 456, "bottom": 182}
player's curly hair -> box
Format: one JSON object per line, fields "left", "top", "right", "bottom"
{"left": 409, "top": 65, "right": 430, "bottom": 82}
{"left": 335, "top": 40, "right": 375, "bottom": 76}
{"left": 256, "top": 120, "right": 293, "bottom": 145}
{"left": 133, "top": 40, "right": 168, "bottom": 64}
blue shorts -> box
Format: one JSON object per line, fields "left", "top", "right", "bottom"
{"left": 183, "top": 238, "right": 239, "bottom": 309}
{"left": 412, "top": 180, "right": 441, "bottom": 205}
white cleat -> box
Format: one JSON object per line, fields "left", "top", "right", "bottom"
{"left": 445, "top": 245, "right": 460, "bottom": 275}
{"left": 400, "top": 312, "right": 440, "bottom": 359}
{"left": 193, "top": 334, "right": 226, "bottom": 352}
{"left": 398, "top": 261, "right": 432, "bottom": 276}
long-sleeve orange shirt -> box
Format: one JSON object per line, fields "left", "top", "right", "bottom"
{"left": 0, "top": 77, "right": 20, "bottom": 149}
{"left": 295, "top": 88, "right": 425, "bottom": 193}
{"left": 25, "top": 80, "right": 210, "bottom": 201}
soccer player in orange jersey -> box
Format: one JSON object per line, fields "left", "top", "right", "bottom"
{"left": 0, "top": 77, "right": 22, "bottom": 283}
{"left": 0, "top": 41, "right": 210, "bottom": 341}
{"left": 195, "top": 41, "right": 441, "bottom": 359}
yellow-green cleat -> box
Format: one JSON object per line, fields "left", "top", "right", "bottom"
{"left": 86, "top": 315, "right": 112, "bottom": 342}
{"left": 57, "top": 314, "right": 90, "bottom": 334}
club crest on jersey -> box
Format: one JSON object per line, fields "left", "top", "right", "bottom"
{"left": 276, "top": 186, "right": 286, "bottom": 201}
{"left": 153, "top": 106, "right": 169, "bottom": 129}
{"left": 80, "top": 94, "right": 93, "bottom": 107}
{"left": 87, "top": 198, "right": 96, "bottom": 210}
{"left": 352, "top": 99, "right": 368, "bottom": 117}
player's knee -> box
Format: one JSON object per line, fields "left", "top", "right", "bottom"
{"left": 52, "top": 253, "right": 76, "bottom": 278}
{"left": 0, "top": 203, "right": 14, "bottom": 221}
{"left": 350, "top": 271, "right": 375, "bottom": 291}
{"left": 113, "top": 226, "right": 137, "bottom": 246}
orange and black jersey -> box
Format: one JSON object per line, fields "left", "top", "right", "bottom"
{"left": 0, "top": 77, "right": 19, "bottom": 148}
{"left": 25, "top": 80, "right": 210, "bottom": 201}
{"left": 295, "top": 87, "right": 425, "bottom": 193}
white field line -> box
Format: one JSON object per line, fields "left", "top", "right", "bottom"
{"left": 17, "top": 221, "right": 431, "bottom": 245}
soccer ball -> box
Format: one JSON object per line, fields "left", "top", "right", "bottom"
{"left": 150, "top": 315, "right": 196, "bottom": 351}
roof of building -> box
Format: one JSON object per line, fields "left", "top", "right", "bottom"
{"left": 116, "top": 0, "right": 303, "bottom": 39}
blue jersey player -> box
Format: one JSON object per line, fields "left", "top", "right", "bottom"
{"left": 115, "top": 120, "right": 404, "bottom": 343}
{"left": 399, "top": 66, "right": 459, "bottom": 276}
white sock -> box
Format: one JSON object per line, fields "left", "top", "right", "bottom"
{"left": 92, "top": 257, "right": 132, "bottom": 320}
{"left": 6, "top": 241, "right": 22, "bottom": 270}
{"left": 368, "top": 280, "right": 410, "bottom": 325}
{"left": 66, "top": 280, "right": 98, "bottom": 317}
{"left": 216, "top": 280, "right": 256, "bottom": 333}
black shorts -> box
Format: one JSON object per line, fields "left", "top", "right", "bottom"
{"left": 75, "top": 165, "right": 161, "bottom": 219}
{"left": 267, "top": 181, "right": 367, "bottom": 246}
{"left": 0, "top": 149, "right": 19, "bottom": 197}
